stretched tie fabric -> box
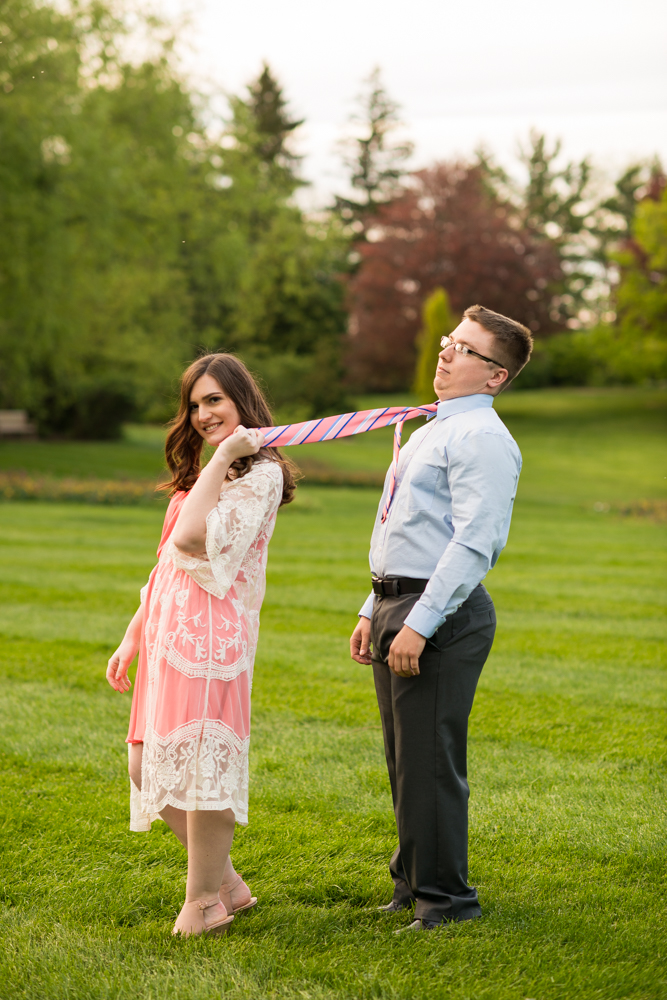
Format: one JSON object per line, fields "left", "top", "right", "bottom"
{"left": 259, "top": 403, "right": 438, "bottom": 522}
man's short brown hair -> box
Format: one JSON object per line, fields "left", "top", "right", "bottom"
{"left": 463, "top": 304, "right": 533, "bottom": 386}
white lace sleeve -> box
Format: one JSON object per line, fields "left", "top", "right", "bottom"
{"left": 168, "top": 461, "right": 283, "bottom": 599}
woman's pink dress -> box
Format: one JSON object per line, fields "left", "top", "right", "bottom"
{"left": 126, "top": 459, "right": 283, "bottom": 831}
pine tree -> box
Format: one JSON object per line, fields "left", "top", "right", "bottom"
{"left": 518, "top": 132, "right": 599, "bottom": 325}
{"left": 335, "top": 68, "right": 413, "bottom": 224}
{"left": 600, "top": 159, "right": 666, "bottom": 241}
{"left": 413, "top": 289, "right": 455, "bottom": 403}
{"left": 246, "top": 63, "right": 303, "bottom": 171}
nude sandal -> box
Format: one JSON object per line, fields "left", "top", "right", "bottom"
{"left": 219, "top": 874, "right": 257, "bottom": 915}
{"left": 172, "top": 896, "right": 234, "bottom": 938}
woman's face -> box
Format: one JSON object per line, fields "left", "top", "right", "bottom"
{"left": 189, "top": 373, "right": 242, "bottom": 446}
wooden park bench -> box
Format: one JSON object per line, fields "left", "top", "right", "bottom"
{"left": 0, "top": 410, "right": 37, "bottom": 438}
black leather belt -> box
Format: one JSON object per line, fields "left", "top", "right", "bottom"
{"left": 372, "top": 576, "right": 429, "bottom": 597}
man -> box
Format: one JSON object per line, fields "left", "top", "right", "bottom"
{"left": 350, "top": 304, "right": 532, "bottom": 931}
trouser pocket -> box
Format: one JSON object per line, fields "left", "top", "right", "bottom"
{"left": 371, "top": 593, "right": 420, "bottom": 662}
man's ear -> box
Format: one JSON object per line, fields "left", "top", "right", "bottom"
{"left": 487, "top": 368, "right": 509, "bottom": 391}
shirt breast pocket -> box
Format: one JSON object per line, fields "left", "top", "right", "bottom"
{"left": 407, "top": 463, "right": 440, "bottom": 512}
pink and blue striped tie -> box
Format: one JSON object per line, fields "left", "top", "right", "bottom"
{"left": 259, "top": 403, "right": 438, "bottom": 522}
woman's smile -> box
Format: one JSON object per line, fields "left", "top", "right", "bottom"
{"left": 201, "top": 419, "right": 223, "bottom": 434}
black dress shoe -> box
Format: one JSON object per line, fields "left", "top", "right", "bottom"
{"left": 377, "top": 899, "right": 413, "bottom": 914}
{"left": 394, "top": 918, "right": 441, "bottom": 934}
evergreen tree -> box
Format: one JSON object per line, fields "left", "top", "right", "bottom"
{"left": 241, "top": 63, "right": 304, "bottom": 177}
{"left": 517, "top": 131, "right": 600, "bottom": 325}
{"left": 413, "top": 289, "right": 455, "bottom": 403}
{"left": 335, "top": 68, "right": 413, "bottom": 225}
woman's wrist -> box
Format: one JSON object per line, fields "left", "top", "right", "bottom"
{"left": 123, "top": 628, "right": 140, "bottom": 648}
{"left": 212, "top": 441, "right": 234, "bottom": 466}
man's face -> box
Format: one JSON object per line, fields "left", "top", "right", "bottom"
{"left": 433, "top": 318, "right": 509, "bottom": 401}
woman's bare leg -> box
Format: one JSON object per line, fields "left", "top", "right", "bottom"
{"left": 222, "top": 856, "right": 237, "bottom": 883}
{"left": 185, "top": 809, "right": 235, "bottom": 901}
{"left": 128, "top": 742, "right": 188, "bottom": 848}
{"left": 128, "top": 741, "right": 143, "bottom": 788}
{"left": 129, "top": 744, "right": 239, "bottom": 893}
{"left": 159, "top": 805, "right": 188, "bottom": 848}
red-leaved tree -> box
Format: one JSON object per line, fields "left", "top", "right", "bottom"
{"left": 346, "top": 162, "right": 563, "bottom": 391}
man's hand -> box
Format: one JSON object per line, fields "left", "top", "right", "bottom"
{"left": 388, "top": 625, "right": 426, "bottom": 678}
{"left": 350, "top": 617, "right": 372, "bottom": 664}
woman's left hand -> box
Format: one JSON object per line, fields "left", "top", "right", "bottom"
{"left": 106, "top": 637, "right": 138, "bottom": 692}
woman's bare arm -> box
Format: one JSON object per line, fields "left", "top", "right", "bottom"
{"left": 107, "top": 604, "right": 144, "bottom": 693}
{"left": 171, "top": 426, "right": 264, "bottom": 555}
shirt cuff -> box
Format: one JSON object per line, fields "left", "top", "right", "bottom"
{"left": 359, "top": 591, "right": 374, "bottom": 619}
{"left": 404, "top": 600, "right": 443, "bottom": 639}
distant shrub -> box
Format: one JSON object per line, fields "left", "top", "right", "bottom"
{"left": 412, "top": 288, "right": 456, "bottom": 404}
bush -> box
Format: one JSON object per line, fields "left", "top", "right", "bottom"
{"left": 512, "top": 326, "right": 667, "bottom": 390}
{"left": 43, "top": 373, "right": 138, "bottom": 440}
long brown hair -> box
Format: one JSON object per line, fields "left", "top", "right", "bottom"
{"left": 162, "top": 353, "right": 297, "bottom": 505}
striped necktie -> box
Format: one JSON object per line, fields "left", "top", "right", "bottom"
{"left": 259, "top": 403, "right": 439, "bottom": 522}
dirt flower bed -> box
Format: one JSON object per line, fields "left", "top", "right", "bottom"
{"left": 0, "top": 471, "right": 162, "bottom": 504}
{"left": 616, "top": 499, "right": 667, "bottom": 522}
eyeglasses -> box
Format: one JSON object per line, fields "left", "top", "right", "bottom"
{"left": 440, "top": 336, "right": 504, "bottom": 368}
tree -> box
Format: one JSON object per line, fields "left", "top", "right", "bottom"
{"left": 346, "top": 162, "right": 562, "bottom": 391}
{"left": 480, "top": 135, "right": 666, "bottom": 330}
{"left": 228, "top": 210, "right": 350, "bottom": 417}
{"left": 479, "top": 132, "right": 601, "bottom": 327}
{"left": 200, "top": 72, "right": 349, "bottom": 417}
{"left": 335, "top": 68, "right": 413, "bottom": 225}
{"left": 245, "top": 62, "right": 303, "bottom": 171}
{"left": 0, "top": 5, "right": 348, "bottom": 433}
{"left": 0, "top": 1, "right": 206, "bottom": 435}
{"left": 413, "top": 289, "right": 455, "bottom": 403}
{"left": 612, "top": 184, "right": 667, "bottom": 379}
{"left": 600, "top": 159, "right": 665, "bottom": 236}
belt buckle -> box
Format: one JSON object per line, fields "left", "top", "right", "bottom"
{"left": 372, "top": 576, "right": 400, "bottom": 597}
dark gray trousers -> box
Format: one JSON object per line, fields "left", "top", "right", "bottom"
{"left": 370, "top": 583, "right": 496, "bottom": 923}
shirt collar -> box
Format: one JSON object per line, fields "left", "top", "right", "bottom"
{"left": 435, "top": 393, "right": 494, "bottom": 420}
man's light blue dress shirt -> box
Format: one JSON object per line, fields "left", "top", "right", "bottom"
{"left": 359, "top": 393, "right": 522, "bottom": 638}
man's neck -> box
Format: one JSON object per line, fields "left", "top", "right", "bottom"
{"left": 435, "top": 389, "right": 495, "bottom": 403}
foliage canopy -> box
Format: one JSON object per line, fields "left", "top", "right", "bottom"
{"left": 0, "top": 1, "right": 347, "bottom": 436}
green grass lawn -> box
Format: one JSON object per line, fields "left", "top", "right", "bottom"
{"left": 0, "top": 423, "right": 168, "bottom": 482}
{"left": 0, "top": 388, "right": 666, "bottom": 999}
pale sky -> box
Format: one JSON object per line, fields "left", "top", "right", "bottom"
{"left": 165, "top": 0, "right": 667, "bottom": 207}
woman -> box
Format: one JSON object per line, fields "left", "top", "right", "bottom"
{"left": 106, "top": 354, "right": 295, "bottom": 937}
